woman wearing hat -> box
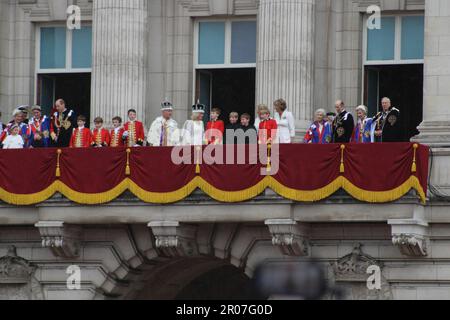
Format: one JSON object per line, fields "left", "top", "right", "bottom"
{"left": 181, "top": 102, "right": 206, "bottom": 146}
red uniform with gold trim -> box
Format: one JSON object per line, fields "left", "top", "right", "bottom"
{"left": 91, "top": 128, "right": 111, "bottom": 147}
{"left": 258, "top": 118, "right": 278, "bottom": 144}
{"left": 70, "top": 127, "right": 93, "bottom": 148}
{"left": 110, "top": 127, "right": 125, "bottom": 147}
{"left": 123, "top": 121, "right": 145, "bottom": 147}
{"left": 205, "top": 120, "right": 225, "bottom": 145}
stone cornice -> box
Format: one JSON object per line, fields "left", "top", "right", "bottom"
{"left": 177, "top": 0, "right": 258, "bottom": 16}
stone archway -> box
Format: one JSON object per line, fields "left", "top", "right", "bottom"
{"left": 127, "top": 257, "right": 254, "bottom": 300}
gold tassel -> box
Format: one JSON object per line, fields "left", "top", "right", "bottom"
{"left": 412, "top": 144, "right": 418, "bottom": 173}
{"left": 266, "top": 143, "right": 272, "bottom": 173}
{"left": 126, "top": 148, "right": 131, "bottom": 176}
{"left": 340, "top": 145, "right": 346, "bottom": 173}
{"left": 56, "top": 149, "right": 62, "bottom": 177}
{"left": 195, "top": 146, "right": 201, "bottom": 174}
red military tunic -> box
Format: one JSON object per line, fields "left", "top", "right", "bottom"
{"left": 110, "top": 127, "right": 125, "bottom": 148}
{"left": 92, "top": 128, "right": 111, "bottom": 147}
{"left": 70, "top": 128, "right": 92, "bottom": 148}
{"left": 258, "top": 118, "right": 278, "bottom": 144}
{"left": 124, "top": 121, "right": 145, "bottom": 147}
{"left": 205, "top": 120, "right": 225, "bottom": 145}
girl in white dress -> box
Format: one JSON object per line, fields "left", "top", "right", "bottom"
{"left": 3, "top": 124, "right": 24, "bottom": 149}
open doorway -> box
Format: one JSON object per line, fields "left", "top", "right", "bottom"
{"left": 364, "top": 64, "right": 423, "bottom": 141}
{"left": 37, "top": 73, "right": 91, "bottom": 125}
{"left": 196, "top": 68, "right": 256, "bottom": 126}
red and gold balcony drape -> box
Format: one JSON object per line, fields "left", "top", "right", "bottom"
{"left": 0, "top": 143, "right": 428, "bottom": 205}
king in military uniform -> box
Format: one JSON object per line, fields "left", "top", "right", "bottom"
{"left": 332, "top": 100, "right": 355, "bottom": 143}
{"left": 373, "top": 97, "right": 402, "bottom": 143}
{"left": 50, "top": 99, "right": 76, "bottom": 148}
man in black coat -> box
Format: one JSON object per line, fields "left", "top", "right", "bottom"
{"left": 373, "top": 97, "right": 402, "bottom": 143}
{"left": 50, "top": 99, "right": 77, "bottom": 148}
{"left": 332, "top": 100, "right": 355, "bottom": 143}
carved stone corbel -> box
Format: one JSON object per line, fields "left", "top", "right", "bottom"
{"left": 148, "top": 221, "right": 198, "bottom": 258}
{"left": 388, "top": 219, "right": 429, "bottom": 257}
{"left": 265, "top": 219, "right": 309, "bottom": 256}
{"left": 35, "top": 221, "right": 82, "bottom": 259}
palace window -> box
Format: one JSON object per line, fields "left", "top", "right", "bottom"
{"left": 36, "top": 25, "right": 92, "bottom": 122}
{"left": 363, "top": 14, "right": 425, "bottom": 142}
{"left": 364, "top": 15, "right": 424, "bottom": 65}
{"left": 195, "top": 19, "right": 257, "bottom": 68}
{"left": 37, "top": 25, "right": 92, "bottom": 72}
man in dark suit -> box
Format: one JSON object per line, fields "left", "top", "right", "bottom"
{"left": 373, "top": 97, "right": 402, "bottom": 143}
{"left": 332, "top": 100, "right": 354, "bottom": 143}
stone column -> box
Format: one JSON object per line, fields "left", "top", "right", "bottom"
{"left": 91, "top": 0, "right": 148, "bottom": 126}
{"left": 256, "top": 0, "right": 316, "bottom": 135}
{"left": 414, "top": 0, "right": 450, "bottom": 194}
{"left": 415, "top": 0, "right": 450, "bottom": 147}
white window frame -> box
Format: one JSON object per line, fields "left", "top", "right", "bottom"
{"left": 193, "top": 18, "right": 257, "bottom": 70}
{"left": 35, "top": 23, "right": 93, "bottom": 74}
{"left": 362, "top": 13, "right": 424, "bottom": 66}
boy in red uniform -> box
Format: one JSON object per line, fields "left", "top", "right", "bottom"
{"left": 91, "top": 117, "right": 111, "bottom": 147}
{"left": 258, "top": 105, "right": 278, "bottom": 144}
{"left": 70, "top": 115, "right": 92, "bottom": 148}
{"left": 110, "top": 116, "right": 125, "bottom": 148}
{"left": 123, "top": 109, "right": 145, "bottom": 147}
{"left": 205, "top": 108, "right": 225, "bottom": 145}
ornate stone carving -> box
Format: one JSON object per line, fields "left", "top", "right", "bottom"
{"left": 0, "top": 246, "right": 35, "bottom": 284}
{"left": 148, "top": 221, "right": 198, "bottom": 258}
{"left": 388, "top": 219, "right": 428, "bottom": 257}
{"left": 330, "top": 244, "right": 392, "bottom": 300}
{"left": 35, "top": 221, "right": 82, "bottom": 259}
{"left": 265, "top": 219, "right": 309, "bottom": 256}
{"left": 332, "top": 244, "right": 382, "bottom": 282}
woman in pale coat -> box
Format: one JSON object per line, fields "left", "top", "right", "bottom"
{"left": 273, "top": 99, "right": 295, "bottom": 143}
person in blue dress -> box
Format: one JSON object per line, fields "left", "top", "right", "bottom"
{"left": 304, "top": 109, "right": 332, "bottom": 144}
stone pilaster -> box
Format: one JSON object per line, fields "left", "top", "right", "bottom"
{"left": 256, "top": 0, "right": 316, "bottom": 135}
{"left": 414, "top": 0, "right": 450, "bottom": 147}
{"left": 91, "top": 0, "right": 148, "bottom": 126}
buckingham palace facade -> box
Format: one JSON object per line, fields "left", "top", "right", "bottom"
{"left": 1, "top": 0, "right": 450, "bottom": 300}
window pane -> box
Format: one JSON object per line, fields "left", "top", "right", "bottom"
{"left": 367, "top": 17, "right": 396, "bottom": 61}
{"left": 401, "top": 16, "right": 424, "bottom": 60}
{"left": 198, "top": 22, "right": 225, "bottom": 65}
{"left": 40, "top": 27, "right": 66, "bottom": 69}
{"left": 231, "top": 21, "right": 257, "bottom": 64}
{"left": 72, "top": 26, "right": 92, "bottom": 68}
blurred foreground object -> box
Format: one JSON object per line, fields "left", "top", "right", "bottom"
{"left": 252, "top": 260, "right": 343, "bottom": 300}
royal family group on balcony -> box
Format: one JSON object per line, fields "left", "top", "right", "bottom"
{"left": 0, "top": 96, "right": 402, "bottom": 150}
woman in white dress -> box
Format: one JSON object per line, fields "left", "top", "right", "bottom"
{"left": 274, "top": 99, "right": 295, "bottom": 144}
{"left": 181, "top": 103, "right": 206, "bottom": 146}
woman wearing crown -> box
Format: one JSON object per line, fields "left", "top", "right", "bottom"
{"left": 181, "top": 102, "right": 206, "bottom": 146}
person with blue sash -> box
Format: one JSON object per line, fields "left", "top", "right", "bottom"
{"left": 304, "top": 109, "right": 332, "bottom": 144}
{"left": 352, "top": 105, "right": 375, "bottom": 143}
{"left": 28, "top": 105, "right": 51, "bottom": 147}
